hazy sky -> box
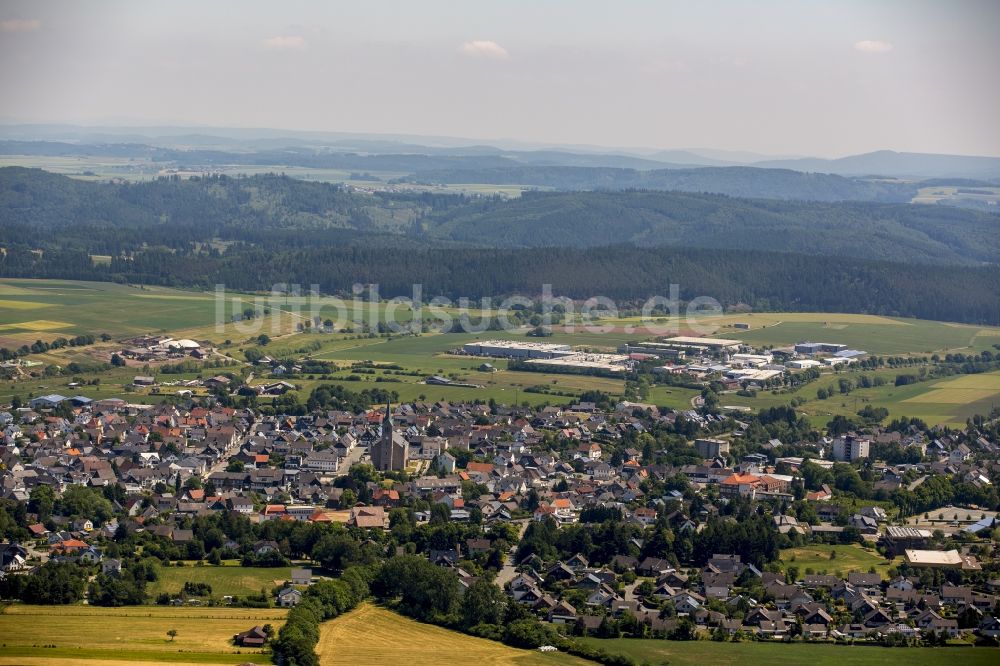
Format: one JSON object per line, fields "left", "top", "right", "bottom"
{"left": 1, "top": 0, "right": 998, "bottom": 157}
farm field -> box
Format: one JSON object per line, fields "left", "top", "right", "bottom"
{"left": 700, "top": 313, "right": 994, "bottom": 356}
{"left": 720, "top": 368, "right": 1000, "bottom": 428}
{"left": 779, "top": 544, "right": 898, "bottom": 578}
{"left": 146, "top": 563, "right": 293, "bottom": 598}
{"left": 0, "top": 604, "right": 286, "bottom": 665}
{"left": 0, "top": 279, "right": 251, "bottom": 340}
{"left": 577, "top": 637, "right": 999, "bottom": 666}
{"left": 0, "top": 154, "right": 528, "bottom": 196}
{"left": 912, "top": 184, "right": 1000, "bottom": 206}
{"left": 4, "top": 279, "right": 1000, "bottom": 423}
{"left": 316, "top": 603, "right": 590, "bottom": 665}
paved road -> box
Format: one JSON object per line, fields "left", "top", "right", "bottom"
{"left": 334, "top": 444, "right": 368, "bottom": 476}
{"left": 495, "top": 519, "right": 531, "bottom": 589}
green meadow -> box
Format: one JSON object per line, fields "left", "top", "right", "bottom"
{"left": 779, "top": 544, "right": 898, "bottom": 578}
{"left": 146, "top": 563, "right": 293, "bottom": 599}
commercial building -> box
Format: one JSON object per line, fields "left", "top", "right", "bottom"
{"left": 657, "top": 336, "right": 741, "bottom": 352}
{"left": 794, "top": 342, "right": 848, "bottom": 355}
{"left": 29, "top": 394, "right": 68, "bottom": 410}
{"left": 904, "top": 549, "right": 981, "bottom": 570}
{"left": 729, "top": 353, "right": 772, "bottom": 367}
{"left": 462, "top": 340, "right": 575, "bottom": 359}
{"left": 832, "top": 435, "right": 870, "bottom": 462}
{"left": 725, "top": 368, "right": 784, "bottom": 383}
{"left": 618, "top": 342, "right": 686, "bottom": 359}
{"left": 523, "top": 353, "right": 630, "bottom": 374}
{"left": 695, "top": 438, "right": 730, "bottom": 459}
{"left": 882, "top": 526, "right": 932, "bottom": 556}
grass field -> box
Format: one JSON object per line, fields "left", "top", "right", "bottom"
{"left": 0, "top": 604, "right": 286, "bottom": 665}
{"left": 779, "top": 544, "right": 897, "bottom": 578}
{"left": 577, "top": 637, "right": 999, "bottom": 666}
{"left": 702, "top": 313, "right": 993, "bottom": 356}
{"left": 0, "top": 279, "right": 249, "bottom": 339}
{"left": 720, "top": 368, "right": 1000, "bottom": 428}
{"left": 316, "top": 603, "right": 589, "bottom": 665}
{"left": 147, "top": 564, "right": 293, "bottom": 598}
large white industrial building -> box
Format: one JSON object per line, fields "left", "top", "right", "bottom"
{"left": 462, "top": 340, "right": 576, "bottom": 359}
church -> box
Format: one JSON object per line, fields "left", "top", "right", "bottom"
{"left": 370, "top": 402, "right": 408, "bottom": 472}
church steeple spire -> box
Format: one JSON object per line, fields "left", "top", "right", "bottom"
{"left": 383, "top": 401, "right": 392, "bottom": 429}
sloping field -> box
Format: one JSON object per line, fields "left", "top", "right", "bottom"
{"left": 0, "top": 280, "right": 234, "bottom": 337}
{"left": 316, "top": 603, "right": 589, "bottom": 665}
{"left": 0, "top": 604, "right": 286, "bottom": 664}
{"left": 904, "top": 372, "right": 1000, "bottom": 404}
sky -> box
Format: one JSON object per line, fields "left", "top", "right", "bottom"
{"left": 1, "top": 0, "right": 998, "bottom": 157}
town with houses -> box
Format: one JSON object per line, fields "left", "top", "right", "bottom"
{"left": 2, "top": 322, "right": 1000, "bottom": 656}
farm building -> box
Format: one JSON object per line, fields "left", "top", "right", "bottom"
{"left": 164, "top": 338, "right": 201, "bottom": 350}
{"left": 233, "top": 626, "right": 267, "bottom": 647}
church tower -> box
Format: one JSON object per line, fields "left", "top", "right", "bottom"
{"left": 373, "top": 400, "right": 406, "bottom": 471}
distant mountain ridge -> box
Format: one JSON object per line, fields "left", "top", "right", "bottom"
{"left": 1, "top": 125, "right": 999, "bottom": 179}
{"left": 752, "top": 150, "right": 1000, "bottom": 179}
{"left": 403, "top": 166, "right": 918, "bottom": 202}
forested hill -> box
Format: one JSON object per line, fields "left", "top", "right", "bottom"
{"left": 2, "top": 167, "right": 998, "bottom": 266}
{"left": 422, "top": 189, "right": 1000, "bottom": 264}
{"left": 403, "top": 166, "right": 918, "bottom": 202}
{"left": 2, "top": 245, "right": 998, "bottom": 325}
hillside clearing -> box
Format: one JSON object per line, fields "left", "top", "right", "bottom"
{"left": 316, "top": 603, "right": 589, "bottom": 665}
{"left": 0, "top": 604, "right": 286, "bottom": 665}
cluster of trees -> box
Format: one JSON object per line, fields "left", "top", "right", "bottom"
{"left": 88, "top": 558, "right": 159, "bottom": 606}
{"left": 0, "top": 335, "right": 96, "bottom": 361}
{"left": 305, "top": 384, "right": 399, "bottom": 414}
{"left": 0, "top": 561, "right": 87, "bottom": 603}
{"left": 796, "top": 456, "right": 1000, "bottom": 517}
{"left": 272, "top": 567, "right": 372, "bottom": 666}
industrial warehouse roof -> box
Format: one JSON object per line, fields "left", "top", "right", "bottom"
{"left": 885, "top": 526, "right": 932, "bottom": 539}
{"left": 662, "top": 336, "right": 741, "bottom": 347}
{"left": 905, "top": 549, "right": 962, "bottom": 566}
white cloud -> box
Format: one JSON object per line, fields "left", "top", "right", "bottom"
{"left": 262, "top": 35, "right": 306, "bottom": 51}
{"left": 460, "top": 40, "right": 509, "bottom": 59}
{"left": 0, "top": 18, "right": 41, "bottom": 33}
{"left": 854, "top": 40, "right": 893, "bottom": 53}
